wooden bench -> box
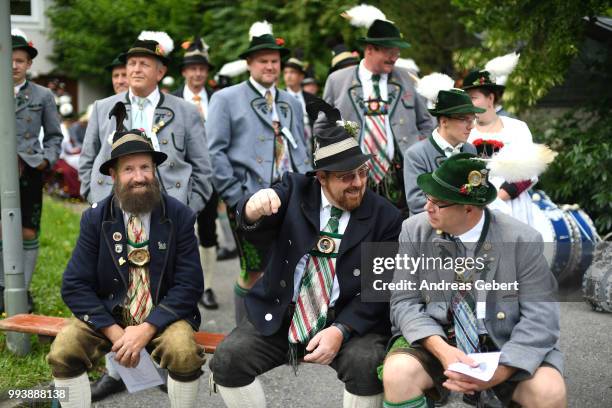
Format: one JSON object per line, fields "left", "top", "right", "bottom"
{"left": 0, "top": 314, "right": 226, "bottom": 354}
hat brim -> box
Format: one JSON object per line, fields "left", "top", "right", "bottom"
{"left": 13, "top": 45, "right": 38, "bottom": 59}
{"left": 329, "top": 58, "right": 360, "bottom": 75}
{"left": 462, "top": 83, "right": 505, "bottom": 92}
{"left": 99, "top": 150, "right": 168, "bottom": 176}
{"left": 358, "top": 37, "right": 410, "bottom": 49}
{"left": 123, "top": 50, "right": 170, "bottom": 66}
{"left": 283, "top": 61, "right": 306, "bottom": 75}
{"left": 181, "top": 56, "right": 215, "bottom": 70}
{"left": 239, "top": 45, "right": 290, "bottom": 60}
{"left": 306, "top": 154, "right": 372, "bottom": 176}
{"left": 416, "top": 173, "right": 497, "bottom": 206}
{"left": 428, "top": 105, "right": 486, "bottom": 117}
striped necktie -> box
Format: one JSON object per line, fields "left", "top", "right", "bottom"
{"left": 289, "top": 206, "right": 343, "bottom": 344}
{"left": 126, "top": 215, "right": 153, "bottom": 324}
{"left": 362, "top": 74, "right": 391, "bottom": 184}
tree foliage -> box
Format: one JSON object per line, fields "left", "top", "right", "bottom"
{"left": 451, "top": 0, "right": 610, "bottom": 113}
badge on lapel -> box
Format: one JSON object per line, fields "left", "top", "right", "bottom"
{"left": 113, "top": 232, "right": 122, "bottom": 241}
{"left": 115, "top": 244, "right": 123, "bottom": 253}
{"left": 118, "top": 257, "right": 126, "bottom": 266}
{"left": 158, "top": 241, "right": 167, "bottom": 251}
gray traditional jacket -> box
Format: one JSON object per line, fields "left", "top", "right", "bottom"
{"left": 206, "top": 81, "right": 311, "bottom": 208}
{"left": 78, "top": 90, "right": 213, "bottom": 213}
{"left": 15, "top": 81, "right": 62, "bottom": 168}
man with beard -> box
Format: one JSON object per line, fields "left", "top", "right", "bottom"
{"left": 47, "top": 109, "right": 205, "bottom": 408}
{"left": 207, "top": 21, "right": 310, "bottom": 324}
{"left": 316, "top": 19, "right": 434, "bottom": 216}
{"left": 209, "top": 103, "right": 403, "bottom": 408}
{"left": 403, "top": 89, "right": 484, "bottom": 215}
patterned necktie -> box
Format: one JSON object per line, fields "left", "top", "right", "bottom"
{"left": 192, "top": 94, "right": 205, "bottom": 119}
{"left": 289, "top": 206, "right": 344, "bottom": 344}
{"left": 450, "top": 238, "right": 480, "bottom": 354}
{"left": 131, "top": 96, "right": 148, "bottom": 131}
{"left": 126, "top": 215, "right": 153, "bottom": 324}
{"left": 362, "top": 74, "right": 391, "bottom": 184}
{"left": 265, "top": 89, "right": 274, "bottom": 113}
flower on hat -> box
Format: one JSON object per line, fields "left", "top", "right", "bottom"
{"left": 181, "top": 40, "right": 191, "bottom": 50}
{"left": 478, "top": 76, "right": 486, "bottom": 85}
{"left": 275, "top": 37, "right": 285, "bottom": 46}
{"left": 459, "top": 184, "right": 471, "bottom": 195}
{"left": 28, "top": 41, "right": 34, "bottom": 47}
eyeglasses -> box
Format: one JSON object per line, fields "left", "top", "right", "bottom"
{"left": 334, "top": 165, "right": 370, "bottom": 183}
{"left": 373, "top": 46, "right": 401, "bottom": 58}
{"left": 449, "top": 116, "right": 476, "bottom": 126}
{"left": 426, "top": 196, "right": 456, "bottom": 210}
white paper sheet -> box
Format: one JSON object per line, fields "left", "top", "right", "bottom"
{"left": 107, "top": 349, "right": 164, "bottom": 393}
{"left": 447, "top": 352, "right": 502, "bottom": 382}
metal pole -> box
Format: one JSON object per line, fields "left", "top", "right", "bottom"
{"left": 0, "top": 1, "right": 31, "bottom": 355}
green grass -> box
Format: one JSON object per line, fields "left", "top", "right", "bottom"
{"left": 0, "top": 196, "right": 82, "bottom": 391}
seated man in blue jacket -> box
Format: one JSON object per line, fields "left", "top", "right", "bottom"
{"left": 210, "top": 102, "right": 403, "bottom": 408}
{"left": 47, "top": 104, "right": 205, "bottom": 408}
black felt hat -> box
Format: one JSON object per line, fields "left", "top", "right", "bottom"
{"left": 180, "top": 37, "right": 214, "bottom": 70}
{"left": 305, "top": 98, "right": 370, "bottom": 175}
{"left": 329, "top": 44, "right": 360, "bottom": 75}
{"left": 12, "top": 32, "right": 38, "bottom": 59}
{"left": 99, "top": 102, "right": 167, "bottom": 176}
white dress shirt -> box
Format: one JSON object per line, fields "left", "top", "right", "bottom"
{"left": 358, "top": 60, "right": 394, "bottom": 160}
{"left": 432, "top": 128, "right": 464, "bottom": 158}
{"left": 14, "top": 80, "right": 26, "bottom": 96}
{"left": 129, "top": 87, "right": 160, "bottom": 143}
{"left": 249, "top": 77, "right": 279, "bottom": 121}
{"left": 292, "top": 188, "right": 351, "bottom": 306}
{"left": 183, "top": 85, "right": 209, "bottom": 119}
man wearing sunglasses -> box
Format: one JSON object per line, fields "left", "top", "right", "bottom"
{"left": 316, "top": 19, "right": 435, "bottom": 217}
{"left": 403, "top": 89, "right": 485, "bottom": 216}
{"left": 381, "top": 153, "right": 565, "bottom": 408}
{"left": 209, "top": 119, "right": 403, "bottom": 408}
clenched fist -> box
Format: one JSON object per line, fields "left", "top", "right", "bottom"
{"left": 245, "top": 188, "right": 282, "bottom": 224}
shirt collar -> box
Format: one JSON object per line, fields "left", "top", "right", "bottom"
{"left": 287, "top": 88, "right": 302, "bottom": 99}
{"left": 358, "top": 60, "right": 388, "bottom": 82}
{"left": 432, "top": 128, "right": 463, "bottom": 156}
{"left": 249, "top": 77, "right": 276, "bottom": 98}
{"left": 129, "top": 87, "right": 161, "bottom": 107}
{"left": 183, "top": 85, "right": 206, "bottom": 101}
{"left": 457, "top": 211, "right": 485, "bottom": 243}
{"left": 14, "top": 80, "right": 26, "bottom": 95}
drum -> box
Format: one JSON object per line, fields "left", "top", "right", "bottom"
{"left": 529, "top": 190, "right": 600, "bottom": 288}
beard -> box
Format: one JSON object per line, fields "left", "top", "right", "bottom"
{"left": 329, "top": 185, "right": 365, "bottom": 211}
{"left": 114, "top": 176, "right": 161, "bottom": 215}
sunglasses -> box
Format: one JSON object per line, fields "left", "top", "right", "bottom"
{"left": 334, "top": 165, "right": 370, "bottom": 183}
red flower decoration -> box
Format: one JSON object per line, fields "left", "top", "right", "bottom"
{"left": 459, "top": 185, "right": 469, "bottom": 195}
{"left": 479, "top": 77, "right": 486, "bottom": 85}
{"left": 275, "top": 37, "right": 285, "bottom": 46}
{"left": 472, "top": 138, "right": 484, "bottom": 147}
{"left": 28, "top": 41, "right": 34, "bottom": 47}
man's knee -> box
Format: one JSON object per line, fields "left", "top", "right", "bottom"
{"left": 382, "top": 353, "right": 430, "bottom": 394}
{"left": 22, "top": 228, "right": 37, "bottom": 241}
{"left": 151, "top": 320, "right": 205, "bottom": 380}
{"left": 514, "top": 366, "right": 567, "bottom": 408}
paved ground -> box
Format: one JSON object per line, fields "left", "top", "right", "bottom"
{"left": 90, "top": 256, "right": 612, "bottom": 408}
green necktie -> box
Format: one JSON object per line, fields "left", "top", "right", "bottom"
{"left": 372, "top": 74, "right": 381, "bottom": 100}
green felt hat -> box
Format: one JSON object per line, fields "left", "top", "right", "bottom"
{"left": 428, "top": 89, "right": 486, "bottom": 117}
{"left": 462, "top": 70, "right": 505, "bottom": 92}
{"left": 417, "top": 152, "right": 497, "bottom": 206}
{"left": 358, "top": 20, "right": 410, "bottom": 49}
{"left": 239, "top": 34, "right": 290, "bottom": 59}
{"left": 12, "top": 34, "right": 38, "bottom": 59}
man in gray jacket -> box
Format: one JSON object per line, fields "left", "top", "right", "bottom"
{"left": 78, "top": 33, "right": 212, "bottom": 214}
{"left": 403, "top": 89, "right": 483, "bottom": 215}
{"left": 381, "top": 153, "right": 566, "bottom": 408}
{"left": 316, "top": 20, "right": 434, "bottom": 215}
{"left": 207, "top": 25, "right": 311, "bottom": 322}
{"left": 1, "top": 30, "right": 62, "bottom": 312}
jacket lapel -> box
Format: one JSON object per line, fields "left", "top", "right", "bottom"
{"left": 148, "top": 198, "right": 172, "bottom": 304}
{"left": 102, "top": 197, "right": 129, "bottom": 289}
{"left": 347, "top": 67, "right": 364, "bottom": 136}
{"left": 431, "top": 235, "right": 458, "bottom": 302}
{"left": 247, "top": 81, "right": 274, "bottom": 129}
{"left": 300, "top": 184, "right": 321, "bottom": 232}
{"left": 14, "top": 82, "right": 31, "bottom": 113}
{"left": 338, "top": 191, "right": 373, "bottom": 257}
{"left": 387, "top": 74, "right": 403, "bottom": 118}
{"left": 276, "top": 93, "right": 293, "bottom": 131}
{"left": 152, "top": 92, "right": 175, "bottom": 135}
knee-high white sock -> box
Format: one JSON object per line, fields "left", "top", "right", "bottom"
{"left": 344, "top": 389, "right": 384, "bottom": 408}
{"left": 23, "top": 238, "right": 39, "bottom": 289}
{"left": 54, "top": 372, "right": 91, "bottom": 408}
{"left": 200, "top": 246, "right": 217, "bottom": 291}
{"left": 168, "top": 376, "right": 200, "bottom": 408}
{"left": 217, "top": 378, "right": 266, "bottom": 408}
{"left": 105, "top": 354, "right": 120, "bottom": 380}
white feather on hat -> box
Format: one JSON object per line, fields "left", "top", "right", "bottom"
{"left": 341, "top": 4, "right": 387, "bottom": 28}
{"left": 11, "top": 28, "right": 28, "bottom": 41}
{"left": 395, "top": 58, "right": 420, "bottom": 73}
{"left": 416, "top": 73, "right": 455, "bottom": 108}
{"left": 218, "top": 60, "right": 248, "bottom": 77}
{"left": 483, "top": 142, "right": 557, "bottom": 182}
{"left": 249, "top": 21, "right": 273, "bottom": 40}
{"left": 485, "top": 52, "right": 520, "bottom": 85}
{"left": 138, "top": 31, "right": 175, "bottom": 56}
